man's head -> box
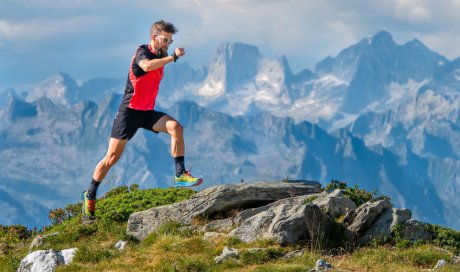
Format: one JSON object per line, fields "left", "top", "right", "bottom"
{"left": 150, "top": 20, "right": 178, "bottom": 56}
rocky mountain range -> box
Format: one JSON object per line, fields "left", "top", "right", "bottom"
{"left": 0, "top": 31, "right": 459, "bottom": 231}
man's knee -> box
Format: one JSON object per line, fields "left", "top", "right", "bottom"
{"left": 168, "top": 121, "right": 183, "bottom": 136}
{"left": 104, "top": 153, "right": 121, "bottom": 167}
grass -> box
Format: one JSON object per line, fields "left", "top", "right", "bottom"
{"left": 49, "top": 233, "right": 458, "bottom": 272}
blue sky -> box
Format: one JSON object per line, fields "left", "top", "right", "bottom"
{"left": 1, "top": 0, "right": 460, "bottom": 89}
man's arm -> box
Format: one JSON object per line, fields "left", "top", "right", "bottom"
{"left": 138, "top": 47, "right": 185, "bottom": 72}
{"left": 138, "top": 56, "right": 174, "bottom": 72}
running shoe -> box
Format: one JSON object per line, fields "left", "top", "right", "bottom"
{"left": 174, "top": 170, "right": 203, "bottom": 187}
{"left": 81, "top": 191, "right": 96, "bottom": 220}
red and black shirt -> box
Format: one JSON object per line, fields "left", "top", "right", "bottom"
{"left": 121, "top": 44, "right": 164, "bottom": 110}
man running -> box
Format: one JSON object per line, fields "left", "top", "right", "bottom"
{"left": 82, "top": 20, "right": 202, "bottom": 219}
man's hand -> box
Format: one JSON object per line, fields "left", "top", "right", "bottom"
{"left": 175, "top": 47, "right": 185, "bottom": 57}
{"left": 171, "top": 47, "right": 185, "bottom": 62}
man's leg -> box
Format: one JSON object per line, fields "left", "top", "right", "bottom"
{"left": 152, "top": 115, "right": 202, "bottom": 186}
{"left": 92, "top": 137, "right": 128, "bottom": 183}
{"left": 82, "top": 137, "right": 127, "bottom": 219}
{"left": 152, "top": 115, "right": 184, "bottom": 158}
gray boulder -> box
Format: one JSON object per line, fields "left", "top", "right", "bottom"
{"left": 399, "top": 219, "right": 432, "bottom": 242}
{"left": 18, "top": 248, "right": 77, "bottom": 272}
{"left": 357, "top": 208, "right": 411, "bottom": 245}
{"left": 127, "top": 181, "right": 321, "bottom": 241}
{"left": 312, "top": 190, "right": 356, "bottom": 219}
{"left": 203, "top": 218, "right": 234, "bottom": 233}
{"left": 347, "top": 197, "right": 392, "bottom": 237}
{"left": 228, "top": 195, "right": 343, "bottom": 245}
{"left": 234, "top": 205, "right": 271, "bottom": 226}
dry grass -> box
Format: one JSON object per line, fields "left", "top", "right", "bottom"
{"left": 54, "top": 234, "right": 460, "bottom": 272}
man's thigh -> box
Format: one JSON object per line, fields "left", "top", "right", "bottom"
{"left": 151, "top": 114, "right": 177, "bottom": 134}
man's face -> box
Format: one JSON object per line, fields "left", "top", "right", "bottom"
{"left": 153, "top": 31, "right": 173, "bottom": 55}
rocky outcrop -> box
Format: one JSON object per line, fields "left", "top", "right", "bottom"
{"left": 357, "top": 208, "right": 411, "bottom": 245}
{"left": 126, "top": 181, "right": 424, "bottom": 248}
{"left": 127, "top": 181, "right": 321, "bottom": 240}
{"left": 228, "top": 195, "right": 343, "bottom": 245}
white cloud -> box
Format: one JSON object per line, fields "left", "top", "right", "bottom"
{"left": 0, "top": 15, "right": 103, "bottom": 50}
{"left": 391, "top": 0, "right": 431, "bottom": 20}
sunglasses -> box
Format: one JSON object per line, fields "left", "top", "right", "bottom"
{"left": 156, "top": 35, "right": 173, "bottom": 45}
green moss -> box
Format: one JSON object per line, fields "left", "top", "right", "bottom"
{"left": 304, "top": 195, "right": 319, "bottom": 204}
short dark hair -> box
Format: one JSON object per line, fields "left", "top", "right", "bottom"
{"left": 150, "top": 20, "right": 178, "bottom": 36}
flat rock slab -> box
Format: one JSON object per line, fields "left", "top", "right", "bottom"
{"left": 127, "top": 181, "right": 321, "bottom": 241}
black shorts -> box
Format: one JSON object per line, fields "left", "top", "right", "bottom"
{"left": 110, "top": 106, "right": 166, "bottom": 140}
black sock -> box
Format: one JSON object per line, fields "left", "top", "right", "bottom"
{"left": 87, "top": 179, "right": 101, "bottom": 199}
{"left": 174, "top": 156, "right": 185, "bottom": 177}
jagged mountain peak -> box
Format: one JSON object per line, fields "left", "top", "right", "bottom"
{"left": 26, "top": 71, "right": 79, "bottom": 106}
{"left": 203, "top": 42, "right": 262, "bottom": 93}
{"left": 214, "top": 42, "right": 261, "bottom": 59}
{"left": 365, "top": 30, "right": 395, "bottom": 46}
{"left": 315, "top": 30, "right": 397, "bottom": 79}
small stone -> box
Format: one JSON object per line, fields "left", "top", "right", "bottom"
{"left": 450, "top": 255, "right": 460, "bottom": 266}
{"left": 114, "top": 240, "right": 127, "bottom": 251}
{"left": 434, "top": 259, "right": 446, "bottom": 269}
{"left": 214, "top": 246, "right": 239, "bottom": 264}
{"left": 315, "top": 259, "right": 333, "bottom": 271}
{"left": 283, "top": 249, "right": 305, "bottom": 259}
{"left": 0, "top": 242, "right": 12, "bottom": 255}
{"left": 29, "top": 232, "right": 59, "bottom": 251}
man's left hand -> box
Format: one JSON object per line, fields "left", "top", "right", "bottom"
{"left": 175, "top": 47, "right": 185, "bottom": 57}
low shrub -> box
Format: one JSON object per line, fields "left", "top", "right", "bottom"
{"left": 0, "top": 224, "right": 32, "bottom": 243}
{"left": 324, "top": 179, "right": 379, "bottom": 206}
{"left": 96, "top": 187, "right": 196, "bottom": 222}
{"left": 426, "top": 224, "right": 460, "bottom": 255}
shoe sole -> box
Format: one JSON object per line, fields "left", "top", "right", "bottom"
{"left": 175, "top": 178, "right": 203, "bottom": 187}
